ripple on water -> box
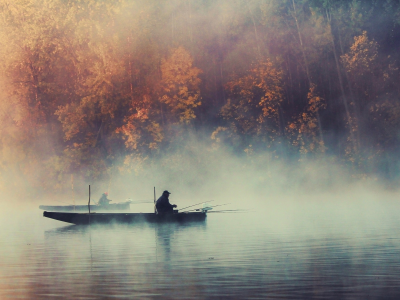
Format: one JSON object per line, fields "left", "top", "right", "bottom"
{"left": 1, "top": 206, "right": 400, "bottom": 299}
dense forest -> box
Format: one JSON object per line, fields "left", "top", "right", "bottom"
{"left": 1, "top": 0, "right": 400, "bottom": 193}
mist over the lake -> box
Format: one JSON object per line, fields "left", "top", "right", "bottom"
{"left": 1, "top": 1, "right": 400, "bottom": 299}
{"left": 0, "top": 0, "right": 400, "bottom": 203}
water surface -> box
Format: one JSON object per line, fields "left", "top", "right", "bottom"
{"left": 1, "top": 199, "right": 400, "bottom": 299}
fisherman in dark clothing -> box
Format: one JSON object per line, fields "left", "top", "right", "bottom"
{"left": 98, "top": 192, "right": 111, "bottom": 206}
{"left": 155, "top": 190, "right": 177, "bottom": 214}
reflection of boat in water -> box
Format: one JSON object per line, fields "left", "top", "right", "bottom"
{"left": 43, "top": 211, "right": 207, "bottom": 225}
{"left": 39, "top": 201, "right": 132, "bottom": 212}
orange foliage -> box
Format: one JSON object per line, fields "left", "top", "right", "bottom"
{"left": 286, "top": 83, "right": 326, "bottom": 155}
{"left": 116, "top": 94, "right": 163, "bottom": 151}
{"left": 341, "top": 31, "right": 378, "bottom": 76}
{"left": 218, "top": 59, "right": 283, "bottom": 143}
{"left": 159, "top": 47, "right": 202, "bottom": 124}
{"left": 0, "top": 0, "right": 399, "bottom": 190}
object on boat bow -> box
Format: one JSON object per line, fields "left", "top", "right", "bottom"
{"left": 39, "top": 200, "right": 132, "bottom": 212}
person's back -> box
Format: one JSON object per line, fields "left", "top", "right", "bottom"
{"left": 98, "top": 192, "right": 111, "bottom": 206}
{"left": 155, "top": 190, "right": 177, "bottom": 214}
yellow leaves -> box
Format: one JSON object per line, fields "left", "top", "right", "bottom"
{"left": 307, "top": 83, "right": 326, "bottom": 113}
{"left": 120, "top": 153, "right": 148, "bottom": 175}
{"left": 159, "top": 46, "right": 202, "bottom": 124}
{"left": 116, "top": 120, "right": 140, "bottom": 150}
{"left": 135, "top": 108, "right": 149, "bottom": 121}
{"left": 147, "top": 122, "right": 163, "bottom": 150}
{"left": 286, "top": 83, "right": 326, "bottom": 155}
{"left": 211, "top": 126, "right": 228, "bottom": 143}
{"left": 308, "top": 121, "right": 317, "bottom": 130}
{"left": 222, "top": 59, "right": 283, "bottom": 139}
{"left": 341, "top": 31, "right": 378, "bottom": 76}
{"left": 55, "top": 103, "right": 86, "bottom": 141}
{"left": 116, "top": 100, "right": 162, "bottom": 151}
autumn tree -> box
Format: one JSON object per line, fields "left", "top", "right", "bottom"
{"left": 0, "top": 0, "right": 85, "bottom": 191}
{"left": 2, "top": 0, "right": 400, "bottom": 193}
{"left": 341, "top": 31, "right": 379, "bottom": 100}
{"left": 214, "top": 59, "right": 284, "bottom": 150}
{"left": 287, "top": 83, "right": 326, "bottom": 155}
{"left": 159, "top": 47, "right": 202, "bottom": 124}
{"left": 338, "top": 31, "right": 378, "bottom": 166}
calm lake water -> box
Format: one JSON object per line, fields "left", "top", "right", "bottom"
{"left": 2, "top": 199, "right": 400, "bottom": 299}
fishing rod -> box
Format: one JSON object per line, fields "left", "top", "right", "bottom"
{"left": 181, "top": 203, "right": 230, "bottom": 213}
{"left": 207, "top": 209, "right": 247, "bottom": 213}
{"left": 179, "top": 200, "right": 215, "bottom": 211}
{"left": 209, "top": 203, "right": 230, "bottom": 209}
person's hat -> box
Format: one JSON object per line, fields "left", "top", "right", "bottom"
{"left": 163, "top": 190, "right": 171, "bottom": 194}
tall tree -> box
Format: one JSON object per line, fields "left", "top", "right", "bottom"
{"left": 215, "top": 59, "right": 284, "bottom": 149}
{"left": 159, "top": 47, "right": 202, "bottom": 124}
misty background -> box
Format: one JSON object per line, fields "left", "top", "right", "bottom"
{"left": 0, "top": 0, "right": 400, "bottom": 202}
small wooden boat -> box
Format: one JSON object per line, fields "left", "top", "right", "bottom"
{"left": 39, "top": 201, "right": 131, "bottom": 212}
{"left": 43, "top": 211, "right": 207, "bottom": 225}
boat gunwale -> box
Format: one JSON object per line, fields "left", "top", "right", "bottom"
{"left": 43, "top": 210, "right": 207, "bottom": 225}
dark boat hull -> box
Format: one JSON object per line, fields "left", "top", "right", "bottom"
{"left": 39, "top": 202, "right": 130, "bottom": 212}
{"left": 43, "top": 211, "right": 206, "bottom": 225}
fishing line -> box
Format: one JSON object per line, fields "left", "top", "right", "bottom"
{"left": 207, "top": 209, "right": 247, "bottom": 213}
{"left": 179, "top": 200, "right": 215, "bottom": 211}
{"left": 181, "top": 203, "right": 229, "bottom": 213}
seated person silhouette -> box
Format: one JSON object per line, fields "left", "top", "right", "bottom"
{"left": 155, "top": 190, "right": 177, "bottom": 214}
{"left": 98, "top": 192, "right": 111, "bottom": 206}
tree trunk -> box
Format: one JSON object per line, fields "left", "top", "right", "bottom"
{"left": 246, "top": 0, "right": 262, "bottom": 59}
{"left": 326, "top": 9, "right": 358, "bottom": 153}
{"left": 291, "top": 0, "right": 324, "bottom": 145}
